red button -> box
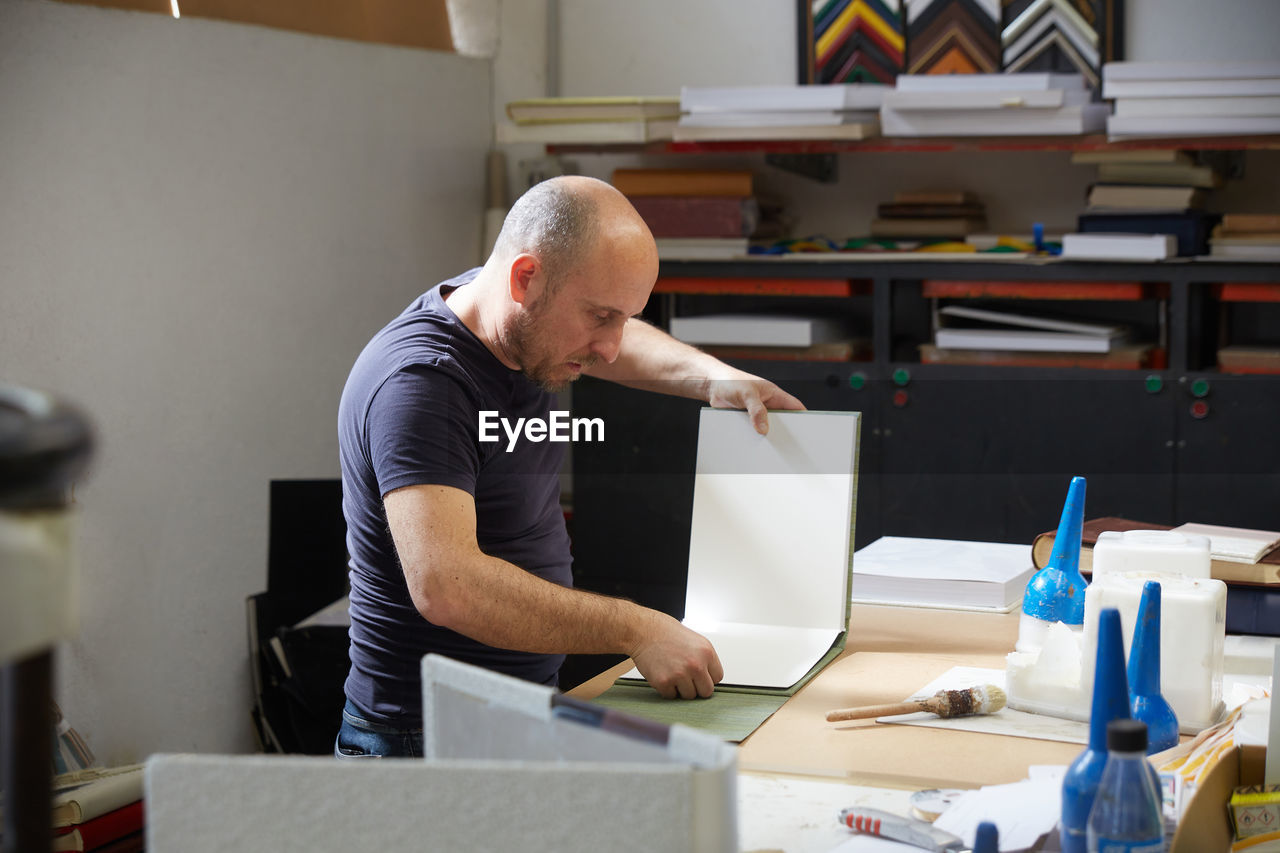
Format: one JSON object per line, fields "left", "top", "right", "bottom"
{"left": 893, "top": 390, "right": 909, "bottom": 408}
{"left": 1190, "top": 400, "right": 1209, "bottom": 419}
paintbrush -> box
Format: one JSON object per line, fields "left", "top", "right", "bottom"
{"left": 826, "top": 684, "right": 1006, "bottom": 722}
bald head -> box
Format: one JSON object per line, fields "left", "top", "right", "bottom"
{"left": 491, "top": 176, "right": 654, "bottom": 286}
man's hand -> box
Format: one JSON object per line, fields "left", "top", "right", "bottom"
{"left": 629, "top": 611, "right": 724, "bottom": 699}
{"left": 706, "top": 369, "right": 806, "bottom": 435}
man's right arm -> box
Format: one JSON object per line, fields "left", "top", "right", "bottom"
{"left": 383, "top": 482, "right": 724, "bottom": 699}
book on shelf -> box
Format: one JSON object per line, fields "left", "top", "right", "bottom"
{"left": 939, "top": 304, "right": 1127, "bottom": 337}
{"left": 653, "top": 237, "right": 750, "bottom": 260}
{"left": 1086, "top": 183, "right": 1204, "bottom": 211}
{"left": 1102, "top": 60, "right": 1280, "bottom": 82}
{"left": 877, "top": 202, "right": 986, "bottom": 218}
{"left": 680, "top": 82, "right": 888, "bottom": 112}
{"left": 1209, "top": 243, "right": 1280, "bottom": 260}
{"left": 494, "top": 117, "right": 676, "bottom": 145}
{"left": 671, "top": 120, "right": 879, "bottom": 142}
{"left": 1070, "top": 149, "right": 1195, "bottom": 166}
{"left": 1061, "top": 232, "right": 1177, "bottom": 261}
{"left": 1107, "top": 113, "right": 1280, "bottom": 138}
{"left": 1113, "top": 95, "right": 1280, "bottom": 118}
{"left": 935, "top": 304, "right": 1129, "bottom": 353}
{"left": 1102, "top": 78, "right": 1280, "bottom": 99}
{"left": 52, "top": 765, "right": 144, "bottom": 827}
{"left": 1077, "top": 210, "right": 1216, "bottom": 257}
{"left": 628, "top": 195, "right": 759, "bottom": 238}
{"left": 882, "top": 87, "right": 1092, "bottom": 111}
{"left": 676, "top": 109, "right": 878, "bottom": 127}
{"left": 669, "top": 313, "right": 849, "bottom": 347}
{"left": 919, "top": 342, "right": 1161, "bottom": 369}
{"left": 880, "top": 103, "right": 1108, "bottom": 136}
{"left": 504, "top": 96, "right": 680, "bottom": 124}
{"left": 1096, "top": 162, "right": 1222, "bottom": 189}
{"left": 894, "top": 190, "right": 980, "bottom": 205}
{"left": 870, "top": 216, "right": 986, "bottom": 238}
{"left": 894, "top": 71, "right": 1086, "bottom": 92}
{"left": 1218, "top": 345, "right": 1280, "bottom": 374}
{"left": 1031, "top": 517, "right": 1280, "bottom": 585}
{"left": 702, "top": 338, "right": 871, "bottom": 363}
{"left": 52, "top": 800, "right": 144, "bottom": 852}
{"left": 1221, "top": 213, "right": 1280, "bottom": 234}
{"left": 611, "top": 168, "right": 752, "bottom": 198}
{"left": 850, "top": 536, "right": 1036, "bottom": 612}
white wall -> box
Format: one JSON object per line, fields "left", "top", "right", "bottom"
{"left": 1, "top": 0, "right": 491, "bottom": 762}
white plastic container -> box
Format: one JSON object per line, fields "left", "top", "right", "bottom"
{"left": 1081, "top": 530, "right": 1226, "bottom": 733}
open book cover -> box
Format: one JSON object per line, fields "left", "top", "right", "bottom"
{"left": 620, "top": 408, "right": 861, "bottom": 696}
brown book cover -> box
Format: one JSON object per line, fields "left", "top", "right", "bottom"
{"left": 1218, "top": 345, "right": 1280, "bottom": 375}
{"left": 876, "top": 202, "right": 986, "bottom": 219}
{"left": 703, "top": 338, "right": 871, "bottom": 363}
{"left": 1221, "top": 213, "right": 1280, "bottom": 234}
{"left": 628, "top": 195, "right": 758, "bottom": 238}
{"left": 893, "top": 190, "right": 978, "bottom": 205}
{"left": 1032, "top": 517, "right": 1280, "bottom": 585}
{"left": 611, "top": 168, "right": 753, "bottom": 198}
{"left": 870, "top": 216, "right": 986, "bottom": 238}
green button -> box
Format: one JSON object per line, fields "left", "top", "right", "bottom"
{"left": 1144, "top": 375, "right": 1163, "bottom": 393}
{"left": 1191, "top": 378, "right": 1210, "bottom": 398}
{"left": 848, "top": 372, "right": 866, "bottom": 391}
{"left": 892, "top": 367, "right": 911, "bottom": 387}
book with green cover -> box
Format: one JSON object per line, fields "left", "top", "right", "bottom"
{"left": 593, "top": 409, "right": 861, "bottom": 742}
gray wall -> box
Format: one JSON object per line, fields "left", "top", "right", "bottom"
{"left": 1, "top": 0, "right": 490, "bottom": 761}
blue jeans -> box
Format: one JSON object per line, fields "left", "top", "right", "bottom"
{"left": 334, "top": 699, "right": 424, "bottom": 759}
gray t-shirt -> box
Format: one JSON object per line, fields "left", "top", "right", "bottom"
{"left": 338, "top": 269, "right": 571, "bottom": 726}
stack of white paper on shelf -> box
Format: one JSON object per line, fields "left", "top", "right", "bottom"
{"left": 675, "top": 84, "right": 885, "bottom": 141}
{"left": 1060, "top": 232, "right": 1177, "bottom": 261}
{"left": 880, "top": 72, "right": 1108, "bottom": 136}
{"left": 1103, "top": 61, "right": 1280, "bottom": 139}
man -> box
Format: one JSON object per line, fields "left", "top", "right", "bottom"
{"left": 336, "top": 175, "right": 804, "bottom": 757}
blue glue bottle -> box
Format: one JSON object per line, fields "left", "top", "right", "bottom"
{"left": 1017, "top": 475, "right": 1088, "bottom": 653}
{"left": 1087, "top": 718, "right": 1165, "bottom": 853}
{"left": 1128, "top": 580, "right": 1179, "bottom": 754}
{"left": 973, "top": 821, "right": 999, "bottom": 853}
{"left": 1062, "top": 607, "right": 1131, "bottom": 853}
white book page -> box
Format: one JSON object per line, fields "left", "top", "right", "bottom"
{"left": 621, "top": 623, "right": 842, "bottom": 689}
{"left": 1172, "top": 523, "right": 1280, "bottom": 563}
{"left": 684, "top": 409, "right": 859, "bottom": 632}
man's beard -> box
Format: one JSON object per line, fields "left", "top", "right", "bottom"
{"left": 507, "top": 297, "right": 596, "bottom": 393}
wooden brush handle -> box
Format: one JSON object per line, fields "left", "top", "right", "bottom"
{"left": 825, "top": 700, "right": 921, "bottom": 722}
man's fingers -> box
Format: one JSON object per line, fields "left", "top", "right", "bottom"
{"left": 747, "top": 396, "right": 769, "bottom": 435}
{"left": 692, "top": 669, "right": 715, "bottom": 699}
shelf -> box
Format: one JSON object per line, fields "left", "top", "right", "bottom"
{"left": 920, "top": 280, "right": 1168, "bottom": 301}
{"left": 1215, "top": 282, "right": 1280, "bottom": 302}
{"left": 548, "top": 134, "right": 1280, "bottom": 156}
{"left": 654, "top": 277, "right": 869, "bottom": 297}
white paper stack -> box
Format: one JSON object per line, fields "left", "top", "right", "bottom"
{"left": 675, "top": 84, "right": 885, "bottom": 141}
{"left": 851, "top": 537, "right": 1036, "bottom": 612}
{"left": 880, "top": 72, "right": 1108, "bottom": 136}
{"left": 1103, "top": 61, "right": 1280, "bottom": 139}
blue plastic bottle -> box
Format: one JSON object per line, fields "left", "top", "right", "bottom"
{"left": 1018, "top": 476, "right": 1089, "bottom": 653}
{"left": 1061, "top": 608, "right": 1131, "bottom": 853}
{"left": 1087, "top": 718, "right": 1165, "bottom": 853}
{"left": 1127, "top": 580, "right": 1179, "bottom": 754}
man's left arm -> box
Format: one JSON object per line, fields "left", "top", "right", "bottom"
{"left": 583, "top": 317, "right": 805, "bottom": 434}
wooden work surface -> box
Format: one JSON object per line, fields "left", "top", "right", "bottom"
{"left": 570, "top": 603, "right": 1083, "bottom": 790}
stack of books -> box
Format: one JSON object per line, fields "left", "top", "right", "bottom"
{"left": 1071, "top": 148, "right": 1219, "bottom": 256}
{"left": 673, "top": 83, "right": 884, "bottom": 141}
{"left": 1210, "top": 213, "right": 1280, "bottom": 261}
{"left": 880, "top": 71, "right": 1108, "bottom": 136}
{"left": 51, "top": 764, "right": 145, "bottom": 852}
{"left": 667, "top": 312, "right": 867, "bottom": 362}
{"left": 1103, "top": 60, "right": 1280, "bottom": 139}
{"left": 611, "top": 168, "right": 755, "bottom": 260}
{"left": 871, "top": 189, "right": 986, "bottom": 240}
{"left": 496, "top": 96, "right": 680, "bottom": 145}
